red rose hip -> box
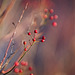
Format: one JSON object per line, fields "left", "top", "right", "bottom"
{"left": 28, "top": 32, "right": 31, "bottom": 35}
{"left": 29, "top": 66, "right": 32, "bottom": 71}
{"left": 54, "top": 15, "right": 58, "bottom": 19}
{"left": 52, "top": 22, "right": 57, "bottom": 27}
{"left": 21, "top": 61, "right": 28, "bottom": 66}
{"left": 44, "top": 8, "right": 48, "bottom": 13}
{"left": 19, "top": 69, "right": 23, "bottom": 73}
{"left": 50, "top": 16, "right": 54, "bottom": 20}
{"left": 34, "top": 30, "right": 37, "bottom": 33}
{"left": 32, "top": 38, "right": 36, "bottom": 42}
{"left": 30, "top": 73, "right": 34, "bottom": 75}
{"left": 41, "top": 39, "right": 45, "bottom": 42}
{"left": 23, "top": 41, "right": 26, "bottom": 45}
{"left": 43, "top": 15, "right": 48, "bottom": 19}
{"left": 14, "top": 68, "right": 19, "bottom": 73}
{"left": 49, "top": 9, "right": 54, "bottom": 13}
{"left": 15, "top": 61, "right": 19, "bottom": 66}
{"left": 42, "top": 36, "right": 45, "bottom": 40}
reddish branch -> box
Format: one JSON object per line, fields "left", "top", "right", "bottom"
{"left": 2, "top": 41, "right": 35, "bottom": 74}
{"left": 0, "top": 38, "right": 12, "bottom": 67}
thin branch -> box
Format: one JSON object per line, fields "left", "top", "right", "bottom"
{"left": 18, "top": 3, "right": 29, "bottom": 23}
{"left": 1, "top": 41, "right": 36, "bottom": 75}
{"left": 0, "top": 38, "right": 12, "bottom": 68}
{"left": 2, "top": 47, "right": 19, "bottom": 71}
{"left": 2, "top": 41, "right": 36, "bottom": 75}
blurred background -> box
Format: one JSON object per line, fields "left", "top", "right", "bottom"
{"left": 0, "top": 0, "right": 75, "bottom": 75}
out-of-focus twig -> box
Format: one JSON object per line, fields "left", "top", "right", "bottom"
{"left": 0, "top": 2, "right": 29, "bottom": 74}
{"left": 0, "top": 0, "right": 16, "bottom": 24}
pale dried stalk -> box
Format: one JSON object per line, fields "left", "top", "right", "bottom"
{"left": 18, "top": 3, "right": 28, "bottom": 23}
{"left": 0, "top": 38, "right": 12, "bottom": 68}
{"left": 0, "top": 2, "right": 29, "bottom": 71}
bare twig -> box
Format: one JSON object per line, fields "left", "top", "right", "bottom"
{"left": 0, "top": 38, "right": 12, "bottom": 69}
{"left": 18, "top": 3, "right": 28, "bottom": 23}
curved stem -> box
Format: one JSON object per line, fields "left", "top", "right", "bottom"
{"left": 2, "top": 42, "right": 35, "bottom": 75}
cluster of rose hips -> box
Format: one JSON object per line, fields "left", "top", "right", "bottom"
{"left": 14, "top": 29, "right": 45, "bottom": 75}
{"left": 27, "top": 30, "right": 45, "bottom": 42}
{"left": 23, "top": 29, "right": 45, "bottom": 52}
{"left": 43, "top": 8, "right": 58, "bottom": 27}
{"left": 14, "top": 61, "right": 33, "bottom": 75}
{"left": 13, "top": 8, "right": 58, "bottom": 75}
{"left": 24, "top": 29, "right": 45, "bottom": 44}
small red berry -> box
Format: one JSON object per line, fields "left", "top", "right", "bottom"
{"left": 44, "top": 8, "right": 48, "bottom": 13}
{"left": 52, "top": 22, "right": 57, "bottom": 27}
{"left": 24, "top": 48, "right": 27, "bottom": 51}
{"left": 30, "top": 73, "right": 34, "bottom": 75}
{"left": 19, "top": 69, "right": 23, "bottom": 73}
{"left": 21, "top": 61, "right": 25, "bottom": 66}
{"left": 42, "top": 36, "right": 45, "bottom": 40}
{"left": 41, "top": 39, "right": 45, "bottom": 42}
{"left": 34, "top": 30, "right": 37, "bottom": 33}
{"left": 43, "top": 14, "right": 48, "bottom": 19}
{"left": 28, "top": 32, "right": 31, "bottom": 35}
{"left": 15, "top": 61, "right": 19, "bottom": 66}
{"left": 21, "top": 61, "right": 28, "bottom": 66}
{"left": 23, "top": 41, "right": 26, "bottom": 45}
{"left": 29, "top": 66, "right": 32, "bottom": 71}
{"left": 14, "top": 68, "right": 19, "bottom": 73}
{"left": 49, "top": 9, "right": 54, "bottom": 13}
{"left": 50, "top": 16, "right": 54, "bottom": 20}
{"left": 54, "top": 15, "right": 58, "bottom": 19}
{"left": 32, "top": 38, "right": 36, "bottom": 42}
{"left": 24, "top": 62, "right": 28, "bottom": 66}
